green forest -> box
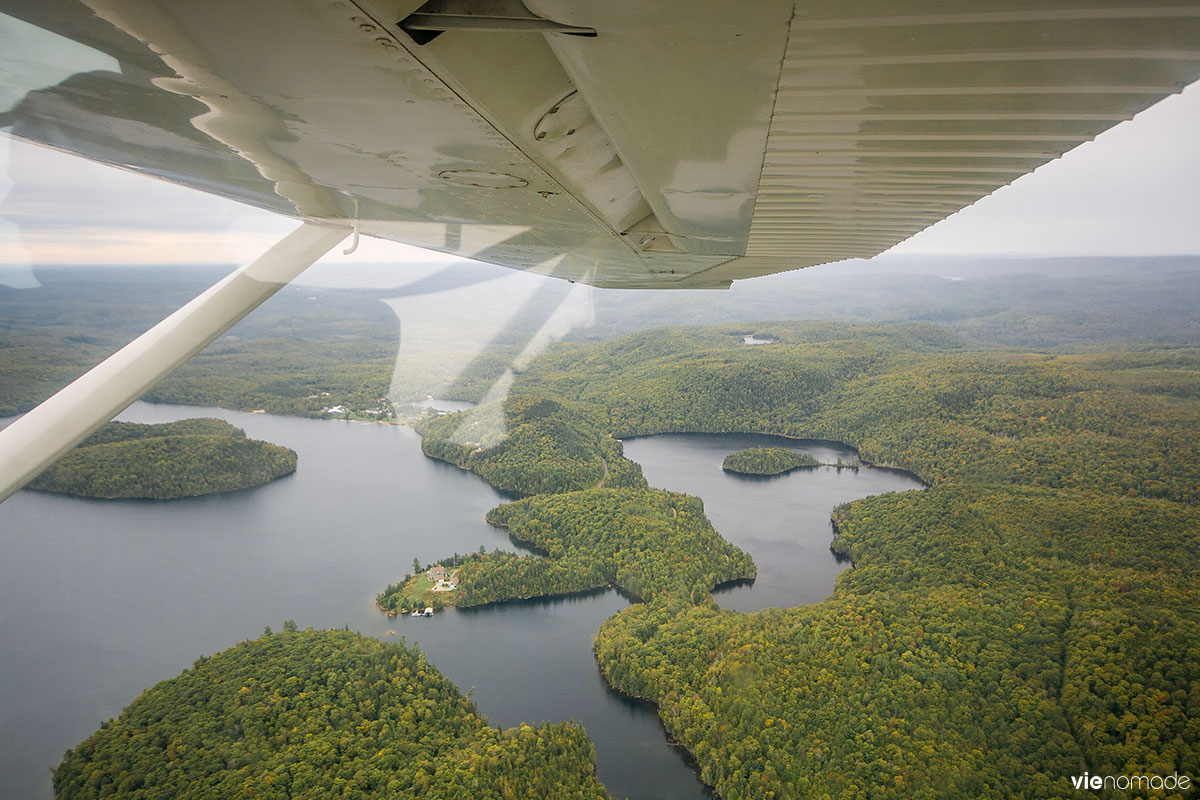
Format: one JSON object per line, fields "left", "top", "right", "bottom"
{"left": 377, "top": 487, "right": 755, "bottom": 612}
{"left": 0, "top": 269, "right": 399, "bottom": 418}
{"left": 520, "top": 323, "right": 1199, "bottom": 504}
{"left": 53, "top": 628, "right": 609, "bottom": 800}
{"left": 416, "top": 394, "right": 647, "bottom": 495}
{"left": 722, "top": 446, "right": 819, "bottom": 475}
{"left": 392, "top": 393, "right": 752, "bottom": 610}
{"left": 9, "top": 257, "right": 1198, "bottom": 421}
{"left": 29, "top": 418, "right": 296, "bottom": 499}
{"left": 10, "top": 265, "right": 1199, "bottom": 799}
{"left": 510, "top": 323, "right": 1200, "bottom": 800}
{"left": 403, "top": 321, "right": 1199, "bottom": 799}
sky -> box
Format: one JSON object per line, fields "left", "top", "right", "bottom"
{"left": 1, "top": 80, "right": 1198, "bottom": 277}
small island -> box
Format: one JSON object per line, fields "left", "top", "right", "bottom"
{"left": 28, "top": 418, "right": 296, "bottom": 499}
{"left": 722, "top": 446, "right": 820, "bottom": 476}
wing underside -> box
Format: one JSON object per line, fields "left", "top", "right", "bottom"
{"left": 2, "top": 0, "right": 1199, "bottom": 288}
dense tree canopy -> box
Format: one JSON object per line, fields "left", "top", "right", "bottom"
{"left": 521, "top": 325, "right": 1200, "bottom": 504}
{"left": 722, "top": 446, "right": 820, "bottom": 475}
{"left": 29, "top": 419, "right": 296, "bottom": 499}
{"left": 396, "top": 323, "right": 1200, "bottom": 798}
{"left": 0, "top": 273, "right": 401, "bottom": 419}
{"left": 54, "top": 629, "right": 609, "bottom": 800}
{"left": 378, "top": 488, "right": 755, "bottom": 612}
{"left": 595, "top": 486, "right": 1200, "bottom": 799}
{"left": 36, "top": 309, "right": 1199, "bottom": 799}
{"left": 507, "top": 325, "right": 1200, "bottom": 800}
{"left": 416, "top": 394, "right": 647, "bottom": 495}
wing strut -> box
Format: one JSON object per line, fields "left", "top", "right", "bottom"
{"left": 0, "top": 222, "right": 347, "bottom": 504}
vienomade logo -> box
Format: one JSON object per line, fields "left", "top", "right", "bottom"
{"left": 1070, "top": 772, "right": 1192, "bottom": 793}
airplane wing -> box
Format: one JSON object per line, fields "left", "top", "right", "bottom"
{"left": 2, "top": 0, "right": 1199, "bottom": 502}
{"left": 3, "top": 0, "right": 1199, "bottom": 289}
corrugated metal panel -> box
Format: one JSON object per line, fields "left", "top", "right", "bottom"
{"left": 3, "top": 0, "right": 1199, "bottom": 287}
{"left": 743, "top": 2, "right": 1200, "bottom": 266}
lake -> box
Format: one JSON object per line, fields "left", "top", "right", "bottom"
{"left": 621, "top": 433, "right": 925, "bottom": 611}
{"left": 0, "top": 405, "right": 921, "bottom": 799}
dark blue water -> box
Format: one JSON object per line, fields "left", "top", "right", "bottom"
{"left": 0, "top": 408, "right": 921, "bottom": 800}
{"left": 622, "top": 433, "right": 925, "bottom": 611}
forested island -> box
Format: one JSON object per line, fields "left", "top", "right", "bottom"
{"left": 28, "top": 419, "right": 296, "bottom": 499}
{"left": 52, "top": 627, "right": 609, "bottom": 800}
{"left": 377, "top": 487, "right": 755, "bottom": 613}
{"left": 721, "top": 446, "right": 819, "bottom": 475}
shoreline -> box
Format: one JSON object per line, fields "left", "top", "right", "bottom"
{"left": 593, "top": 650, "right": 724, "bottom": 800}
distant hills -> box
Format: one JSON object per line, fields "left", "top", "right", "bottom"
{"left": 3, "top": 255, "right": 1197, "bottom": 418}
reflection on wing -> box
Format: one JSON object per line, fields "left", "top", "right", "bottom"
{"left": 1, "top": 1, "right": 1197, "bottom": 287}
{"left": 384, "top": 257, "right": 593, "bottom": 446}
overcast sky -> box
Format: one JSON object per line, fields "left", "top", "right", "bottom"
{"left": 1, "top": 81, "right": 1198, "bottom": 274}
